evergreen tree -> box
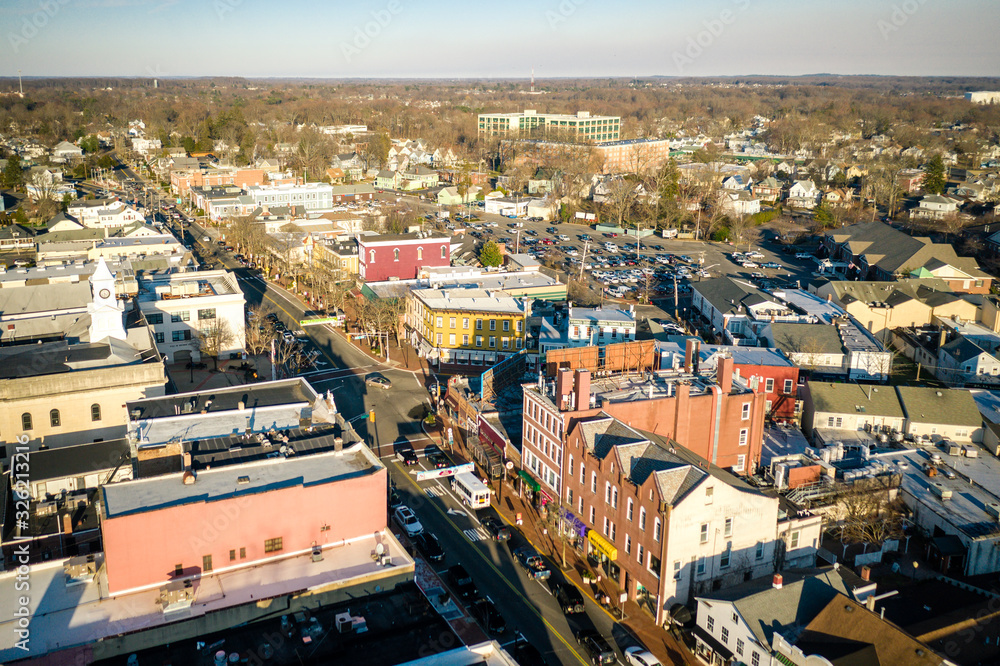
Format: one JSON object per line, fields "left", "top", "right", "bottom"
{"left": 923, "top": 154, "right": 946, "bottom": 195}
{"left": 478, "top": 240, "right": 503, "bottom": 267}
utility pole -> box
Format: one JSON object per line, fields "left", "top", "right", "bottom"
{"left": 18, "top": 70, "right": 22, "bottom": 96}
{"left": 579, "top": 239, "right": 590, "bottom": 281}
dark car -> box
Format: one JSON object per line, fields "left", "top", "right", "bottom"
{"left": 395, "top": 445, "right": 418, "bottom": 466}
{"left": 554, "top": 582, "right": 586, "bottom": 614}
{"left": 576, "top": 629, "right": 616, "bottom": 665}
{"left": 511, "top": 636, "right": 547, "bottom": 666}
{"left": 412, "top": 532, "right": 445, "bottom": 562}
{"left": 513, "top": 546, "right": 551, "bottom": 580}
{"left": 427, "top": 451, "right": 450, "bottom": 469}
{"left": 388, "top": 488, "right": 403, "bottom": 510}
{"left": 469, "top": 596, "right": 506, "bottom": 634}
{"left": 481, "top": 516, "right": 511, "bottom": 542}
{"left": 447, "top": 564, "right": 477, "bottom": 600}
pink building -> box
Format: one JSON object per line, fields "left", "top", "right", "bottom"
{"left": 358, "top": 232, "right": 451, "bottom": 282}
{"left": 100, "top": 446, "right": 387, "bottom": 596}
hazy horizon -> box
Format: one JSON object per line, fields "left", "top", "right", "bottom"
{"left": 2, "top": 0, "right": 998, "bottom": 79}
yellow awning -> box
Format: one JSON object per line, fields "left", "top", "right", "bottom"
{"left": 587, "top": 529, "right": 618, "bottom": 561}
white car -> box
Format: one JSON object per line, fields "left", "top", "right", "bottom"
{"left": 624, "top": 647, "right": 661, "bottom": 666}
{"left": 795, "top": 253, "right": 812, "bottom": 259}
{"left": 741, "top": 261, "right": 758, "bottom": 268}
{"left": 393, "top": 505, "right": 423, "bottom": 537}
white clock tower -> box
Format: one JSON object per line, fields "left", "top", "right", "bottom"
{"left": 88, "top": 257, "right": 127, "bottom": 342}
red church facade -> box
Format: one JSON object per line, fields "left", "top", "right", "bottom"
{"left": 358, "top": 232, "right": 451, "bottom": 281}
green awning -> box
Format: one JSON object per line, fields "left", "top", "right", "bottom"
{"left": 518, "top": 470, "right": 541, "bottom": 492}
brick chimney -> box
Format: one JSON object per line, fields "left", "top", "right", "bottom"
{"left": 684, "top": 338, "right": 700, "bottom": 373}
{"left": 860, "top": 565, "right": 871, "bottom": 582}
{"left": 718, "top": 356, "right": 734, "bottom": 394}
{"left": 556, "top": 367, "right": 574, "bottom": 411}
{"left": 773, "top": 573, "right": 783, "bottom": 589}
{"left": 574, "top": 369, "right": 591, "bottom": 413}
{"left": 62, "top": 513, "right": 73, "bottom": 535}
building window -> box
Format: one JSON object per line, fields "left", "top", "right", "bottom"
{"left": 765, "top": 378, "right": 775, "bottom": 393}
{"left": 264, "top": 537, "right": 283, "bottom": 553}
{"left": 721, "top": 544, "right": 732, "bottom": 569}
{"left": 394, "top": 248, "right": 400, "bottom": 261}
{"left": 449, "top": 317, "right": 456, "bottom": 329}
{"left": 490, "top": 319, "right": 497, "bottom": 331}
{"left": 697, "top": 557, "right": 706, "bottom": 575}
{"left": 567, "top": 488, "right": 573, "bottom": 505}
{"left": 751, "top": 652, "right": 760, "bottom": 666}
{"left": 172, "top": 330, "right": 193, "bottom": 342}
{"left": 449, "top": 334, "right": 456, "bottom": 346}
{"left": 605, "top": 482, "right": 611, "bottom": 504}
{"left": 739, "top": 429, "right": 748, "bottom": 446}
{"left": 741, "top": 403, "right": 750, "bottom": 420}
{"left": 721, "top": 627, "right": 729, "bottom": 644}
{"left": 590, "top": 505, "right": 596, "bottom": 524}
{"left": 503, "top": 320, "right": 510, "bottom": 332}
{"left": 147, "top": 312, "right": 163, "bottom": 325}
{"left": 706, "top": 486, "right": 714, "bottom": 504}
{"left": 50, "top": 409, "right": 60, "bottom": 427}
{"left": 436, "top": 333, "right": 443, "bottom": 345}
{"left": 198, "top": 308, "right": 216, "bottom": 320}
{"left": 502, "top": 337, "right": 510, "bottom": 349}
{"left": 436, "top": 316, "right": 443, "bottom": 328}
{"left": 154, "top": 332, "right": 165, "bottom": 343}
{"left": 591, "top": 472, "right": 597, "bottom": 493}
{"left": 171, "top": 311, "right": 190, "bottom": 323}
{"left": 569, "top": 455, "right": 574, "bottom": 476}
{"left": 21, "top": 412, "right": 32, "bottom": 431}
{"left": 91, "top": 404, "right": 101, "bottom": 422}
{"left": 174, "top": 563, "right": 183, "bottom": 577}
{"left": 229, "top": 549, "right": 236, "bottom": 561}
{"left": 638, "top": 544, "right": 645, "bottom": 565}
{"left": 370, "top": 250, "right": 375, "bottom": 263}
{"left": 462, "top": 334, "right": 469, "bottom": 345}
{"left": 475, "top": 336, "right": 483, "bottom": 347}
{"left": 736, "top": 639, "right": 744, "bottom": 656}
{"left": 516, "top": 320, "right": 523, "bottom": 332}
{"left": 203, "top": 554, "right": 213, "bottom": 572}
{"left": 735, "top": 454, "right": 746, "bottom": 471}
{"left": 790, "top": 530, "right": 800, "bottom": 548}
{"left": 476, "top": 319, "right": 483, "bottom": 330}
{"left": 700, "top": 523, "right": 709, "bottom": 544}
{"left": 627, "top": 498, "right": 634, "bottom": 521}
{"left": 463, "top": 318, "right": 470, "bottom": 329}
{"left": 580, "top": 464, "right": 585, "bottom": 483}
{"left": 707, "top": 616, "right": 715, "bottom": 633}
{"left": 673, "top": 560, "right": 682, "bottom": 580}
{"left": 625, "top": 534, "right": 632, "bottom": 555}
{"left": 639, "top": 507, "right": 647, "bottom": 531}
{"left": 440, "top": 245, "right": 447, "bottom": 259}
{"left": 756, "top": 541, "right": 765, "bottom": 560}
{"left": 489, "top": 336, "right": 496, "bottom": 348}
{"left": 784, "top": 379, "right": 794, "bottom": 394}
{"left": 654, "top": 517, "right": 661, "bottom": 542}
{"left": 724, "top": 517, "right": 733, "bottom": 537}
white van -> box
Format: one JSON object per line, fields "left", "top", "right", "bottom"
{"left": 452, "top": 472, "right": 491, "bottom": 510}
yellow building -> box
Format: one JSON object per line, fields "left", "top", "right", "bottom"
{"left": 406, "top": 288, "right": 528, "bottom": 369}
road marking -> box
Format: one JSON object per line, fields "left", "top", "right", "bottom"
{"left": 391, "top": 460, "right": 588, "bottom": 666}
{"left": 424, "top": 486, "right": 445, "bottom": 498}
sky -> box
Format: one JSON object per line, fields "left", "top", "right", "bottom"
{"left": 2, "top": 0, "right": 998, "bottom": 79}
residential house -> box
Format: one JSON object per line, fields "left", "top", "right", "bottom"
{"left": 66, "top": 199, "right": 144, "bottom": 229}
{"left": 538, "top": 305, "right": 636, "bottom": 354}
{"left": 718, "top": 190, "right": 761, "bottom": 216}
{"left": 375, "top": 170, "right": 402, "bottom": 190}
{"left": 438, "top": 185, "right": 481, "bottom": 206}
{"left": 691, "top": 277, "right": 796, "bottom": 345}
{"left": 762, "top": 319, "right": 891, "bottom": 382}
{"left": 721, "top": 174, "right": 752, "bottom": 190}
{"left": 0, "top": 224, "right": 36, "bottom": 251}
{"left": 822, "top": 188, "right": 853, "bottom": 208}
{"left": 751, "top": 176, "right": 782, "bottom": 203}
{"left": 399, "top": 166, "right": 439, "bottom": 191}
{"left": 51, "top": 140, "right": 83, "bottom": 162}
{"left": 912, "top": 194, "right": 961, "bottom": 220}
{"left": 896, "top": 385, "right": 983, "bottom": 443}
{"left": 801, "top": 382, "right": 905, "bottom": 442}
{"left": 897, "top": 168, "right": 925, "bottom": 193}
{"left": 787, "top": 180, "right": 821, "bottom": 209}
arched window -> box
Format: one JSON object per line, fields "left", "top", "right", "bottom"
{"left": 21, "top": 413, "right": 32, "bottom": 431}
{"left": 440, "top": 245, "right": 447, "bottom": 259}
{"left": 369, "top": 249, "right": 376, "bottom": 263}
{"left": 91, "top": 404, "right": 102, "bottom": 422}
{"left": 417, "top": 247, "right": 423, "bottom": 260}
{"left": 393, "top": 248, "right": 400, "bottom": 261}
{"left": 50, "top": 409, "right": 60, "bottom": 428}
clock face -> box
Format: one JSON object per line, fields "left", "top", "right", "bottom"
{"left": 99, "top": 288, "right": 111, "bottom": 299}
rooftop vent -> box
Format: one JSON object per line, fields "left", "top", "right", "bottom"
{"left": 237, "top": 475, "right": 250, "bottom": 485}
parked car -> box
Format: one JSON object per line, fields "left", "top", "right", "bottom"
{"left": 624, "top": 646, "right": 662, "bottom": 666}
{"left": 554, "top": 582, "right": 586, "bottom": 614}
{"left": 576, "top": 629, "right": 616, "bottom": 665}
{"left": 427, "top": 451, "right": 450, "bottom": 469}
{"left": 481, "top": 516, "right": 512, "bottom": 542}
{"left": 447, "top": 564, "right": 477, "bottom": 599}
{"left": 513, "top": 546, "right": 551, "bottom": 580}
{"left": 469, "top": 596, "right": 507, "bottom": 633}
{"left": 412, "top": 532, "right": 445, "bottom": 562}
{"left": 393, "top": 505, "right": 423, "bottom": 537}
{"left": 795, "top": 252, "right": 813, "bottom": 259}
{"left": 388, "top": 488, "right": 403, "bottom": 510}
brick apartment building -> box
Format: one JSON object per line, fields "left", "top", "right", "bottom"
{"left": 358, "top": 231, "right": 452, "bottom": 281}
{"left": 520, "top": 346, "right": 768, "bottom": 502}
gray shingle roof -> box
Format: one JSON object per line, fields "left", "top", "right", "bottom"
{"left": 895, "top": 386, "right": 983, "bottom": 427}
{"left": 767, "top": 323, "right": 844, "bottom": 355}
{"left": 807, "top": 382, "right": 904, "bottom": 418}
{"left": 694, "top": 277, "right": 784, "bottom": 316}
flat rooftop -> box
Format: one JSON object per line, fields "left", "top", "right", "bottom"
{"left": 412, "top": 288, "right": 526, "bottom": 315}
{"left": 102, "top": 443, "right": 381, "bottom": 519}
{"left": 0, "top": 531, "right": 413, "bottom": 662}
{"left": 128, "top": 378, "right": 313, "bottom": 420}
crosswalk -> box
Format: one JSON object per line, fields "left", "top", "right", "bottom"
{"left": 424, "top": 486, "right": 446, "bottom": 498}
{"left": 463, "top": 527, "right": 492, "bottom": 542}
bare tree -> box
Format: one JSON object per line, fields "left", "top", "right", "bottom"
{"left": 605, "top": 177, "right": 638, "bottom": 228}
{"left": 196, "top": 318, "right": 238, "bottom": 371}
{"left": 836, "top": 476, "right": 906, "bottom": 546}
{"left": 245, "top": 305, "right": 277, "bottom": 357}
{"left": 728, "top": 214, "right": 762, "bottom": 251}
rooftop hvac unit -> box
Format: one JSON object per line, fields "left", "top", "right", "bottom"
{"left": 930, "top": 482, "right": 953, "bottom": 501}
{"left": 987, "top": 503, "right": 1000, "bottom": 521}
{"left": 158, "top": 580, "right": 194, "bottom": 613}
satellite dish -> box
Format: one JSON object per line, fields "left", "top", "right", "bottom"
{"left": 376, "top": 543, "right": 385, "bottom": 556}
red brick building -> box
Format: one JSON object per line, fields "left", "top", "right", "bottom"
{"left": 358, "top": 231, "right": 451, "bottom": 282}
{"left": 519, "top": 353, "right": 768, "bottom": 503}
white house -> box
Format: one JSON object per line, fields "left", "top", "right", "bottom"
{"left": 66, "top": 199, "right": 144, "bottom": 229}
{"left": 131, "top": 137, "right": 162, "bottom": 156}
{"left": 136, "top": 269, "right": 246, "bottom": 363}
{"left": 691, "top": 277, "right": 795, "bottom": 345}
{"left": 542, "top": 305, "right": 637, "bottom": 351}
{"left": 484, "top": 197, "right": 530, "bottom": 217}
{"left": 912, "top": 194, "right": 960, "bottom": 220}
{"left": 787, "top": 180, "right": 821, "bottom": 209}
{"left": 896, "top": 386, "right": 984, "bottom": 444}
{"left": 51, "top": 140, "right": 83, "bottom": 162}
{"left": 718, "top": 190, "right": 761, "bottom": 216}
{"left": 801, "top": 382, "right": 906, "bottom": 442}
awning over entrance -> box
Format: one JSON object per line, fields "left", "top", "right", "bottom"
{"left": 587, "top": 529, "right": 618, "bottom": 561}
{"left": 518, "top": 470, "right": 541, "bottom": 492}
{"left": 560, "top": 509, "right": 588, "bottom": 538}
